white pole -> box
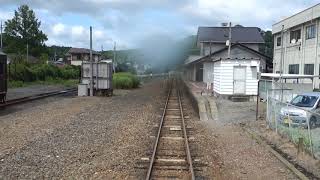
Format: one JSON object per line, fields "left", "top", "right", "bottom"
{"left": 90, "top": 26, "right": 93, "bottom": 96}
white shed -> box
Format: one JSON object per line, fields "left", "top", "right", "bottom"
{"left": 185, "top": 43, "right": 270, "bottom": 98}
{"left": 213, "top": 59, "right": 259, "bottom": 96}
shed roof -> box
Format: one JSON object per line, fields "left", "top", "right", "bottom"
{"left": 185, "top": 43, "right": 271, "bottom": 66}
{"left": 197, "top": 27, "right": 264, "bottom": 43}
{"left": 66, "top": 48, "right": 100, "bottom": 55}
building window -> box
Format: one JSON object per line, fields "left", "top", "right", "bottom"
{"left": 304, "top": 64, "right": 314, "bottom": 75}
{"left": 306, "top": 24, "right": 316, "bottom": 39}
{"left": 290, "top": 29, "right": 301, "bottom": 43}
{"left": 276, "top": 37, "right": 281, "bottom": 46}
{"left": 289, "top": 64, "right": 299, "bottom": 74}
{"left": 76, "top": 54, "right": 81, "bottom": 60}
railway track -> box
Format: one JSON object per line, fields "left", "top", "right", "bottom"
{"left": 146, "top": 80, "right": 195, "bottom": 180}
{"left": 0, "top": 88, "right": 77, "bottom": 108}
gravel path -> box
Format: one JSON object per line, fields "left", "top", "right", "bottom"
{"left": 7, "top": 84, "right": 72, "bottom": 100}
{"left": 0, "top": 81, "right": 164, "bottom": 179}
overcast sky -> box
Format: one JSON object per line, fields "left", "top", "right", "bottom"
{"left": 0, "top": 0, "right": 318, "bottom": 50}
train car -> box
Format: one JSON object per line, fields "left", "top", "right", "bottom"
{"left": 0, "top": 51, "right": 7, "bottom": 103}
{"left": 81, "top": 61, "right": 113, "bottom": 96}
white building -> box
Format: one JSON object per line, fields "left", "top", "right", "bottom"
{"left": 185, "top": 26, "right": 269, "bottom": 98}
{"left": 273, "top": 3, "right": 320, "bottom": 88}
{"left": 186, "top": 43, "right": 267, "bottom": 97}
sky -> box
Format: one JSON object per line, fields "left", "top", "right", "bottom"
{"left": 0, "top": 0, "right": 319, "bottom": 50}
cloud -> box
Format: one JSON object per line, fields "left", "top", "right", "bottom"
{"left": 0, "top": 0, "right": 319, "bottom": 49}
{"left": 52, "top": 23, "right": 65, "bottom": 36}
{"left": 46, "top": 23, "right": 113, "bottom": 50}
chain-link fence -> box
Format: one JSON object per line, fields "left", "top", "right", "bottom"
{"left": 267, "top": 96, "right": 320, "bottom": 159}
{"left": 259, "top": 79, "right": 313, "bottom": 102}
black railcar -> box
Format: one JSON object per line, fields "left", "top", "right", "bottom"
{"left": 0, "top": 51, "right": 7, "bottom": 103}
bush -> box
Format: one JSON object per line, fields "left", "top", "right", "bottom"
{"left": 8, "top": 63, "right": 80, "bottom": 82}
{"left": 113, "top": 72, "right": 140, "bottom": 89}
{"left": 8, "top": 80, "right": 25, "bottom": 88}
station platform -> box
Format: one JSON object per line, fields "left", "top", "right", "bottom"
{"left": 183, "top": 81, "right": 218, "bottom": 121}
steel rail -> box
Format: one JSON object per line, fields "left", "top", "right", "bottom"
{"left": 0, "top": 88, "right": 77, "bottom": 108}
{"left": 177, "top": 88, "right": 195, "bottom": 180}
{"left": 145, "top": 80, "right": 172, "bottom": 180}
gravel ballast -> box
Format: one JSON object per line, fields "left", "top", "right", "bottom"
{"left": 0, "top": 81, "right": 164, "bottom": 179}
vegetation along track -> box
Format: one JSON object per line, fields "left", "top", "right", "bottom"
{"left": 0, "top": 88, "right": 77, "bottom": 108}
{"left": 146, "top": 79, "right": 196, "bottom": 180}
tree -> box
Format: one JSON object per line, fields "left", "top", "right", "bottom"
{"left": 4, "top": 5, "right": 48, "bottom": 57}
{"left": 259, "top": 30, "right": 273, "bottom": 59}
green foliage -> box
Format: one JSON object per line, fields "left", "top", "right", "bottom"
{"left": 4, "top": 5, "right": 48, "bottom": 57}
{"left": 113, "top": 72, "right": 140, "bottom": 89}
{"left": 8, "top": 62, "right": 80, "bottom": 82}
{"left": 8, "top": 81, "right": 25, "bottom": 88}
{"left": 47, "top": 46, "right": 71, "bottom": 60}
{"left": 39, "top": 53, "right": 49, "bottom": 64}
{"left": 259, "top": 30, "right": 273, "bottom": 59}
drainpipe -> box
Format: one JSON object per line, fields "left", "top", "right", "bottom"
{"left": 314, "top": 20, "right": 319, "bottom": 89}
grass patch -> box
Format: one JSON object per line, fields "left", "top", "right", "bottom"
{"left": 113, "top": 72, "right": 140, "bottom": 89}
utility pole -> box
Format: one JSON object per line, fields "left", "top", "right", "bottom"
{"left": 227, "top": 22, "right": 232, "bottom": 58}
{"left": 0, "top": 21, "right": 3, "bottom": 50}
{"left": 54, "top": 48, "right": 57, "bottom": 61}
{"left": 113, "top": 42, "right": 116, "bottom": 62}
{"left": 280, "top": 25, "right": 285, "bottom": 102}
{"left": 90, "top": 26, "right": 94, "bottom": 96}
{"left": 27, "top": 43, "right": 29, "bottom": 62}
{"left": 113, "top": 42, "right": 116, "bottom": 72}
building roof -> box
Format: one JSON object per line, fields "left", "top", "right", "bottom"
{"left": 66, "top": 48, "right": 100, "bottom": 55}
{"left": 197, "top": 27, "right": 265, "bottom": 44}
{"left": 185, "top": 43, "right": 271, "bottom": 66}
{"left": 273, "top": 3, "right": 320, "bottom": 34}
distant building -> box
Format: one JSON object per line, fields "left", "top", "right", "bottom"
{"left": 65, "top": 48, "right": 101, "bottom": 66}
{"left": 272, "top": 3, "right": 320, "bottom": 88}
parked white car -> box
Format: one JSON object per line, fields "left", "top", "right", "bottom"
{"left": 279, "top": 92, "right": 320, "bottom": 129}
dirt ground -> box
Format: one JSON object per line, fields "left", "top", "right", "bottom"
{"left": 213, "top": 97, "right": 320, "bottom": 179}
{"left": 0, "top": 81, "right": 164, "bottom": 179}
{"left": 184, "top": 96, "right": 298, "bottom": 179}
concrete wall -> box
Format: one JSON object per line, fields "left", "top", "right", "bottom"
{"left": 203, "top": 62, "right": 214, "bottom": 84}
{"left": 213, "top": 62, "right": 221, "bottom": 94}
{"left": 273, "top": 18, "right": 320, "bottom": 88}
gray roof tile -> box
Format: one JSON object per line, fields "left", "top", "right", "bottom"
{"left": 197, "top": 27, "right": 264, "bottom": 43}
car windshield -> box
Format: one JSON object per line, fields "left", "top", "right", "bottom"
{"left": 290, "top": 95, "right": 318, "bottom": 107}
